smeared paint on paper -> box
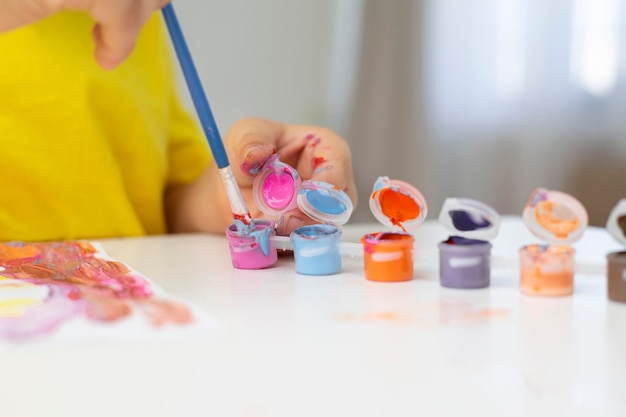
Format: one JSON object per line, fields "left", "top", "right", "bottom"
{"left": 0, "top": 241, "right": 201, "bottom": 344}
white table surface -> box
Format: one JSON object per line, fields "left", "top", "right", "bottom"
{"left": 1, "top": 216, "right": 625, "bottom": 417}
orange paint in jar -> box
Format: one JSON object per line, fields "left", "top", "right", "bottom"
{"left": 363, "top": 177, "right": 427, "bottom": 282}
{"left": 520, "top": 188, "right": 587, "bottom": 297}
{"left": 362, "top": 232, "right": 415, "bottom": 282}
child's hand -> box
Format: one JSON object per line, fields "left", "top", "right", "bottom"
{"left": 165, "top": 117, "right": 358, "bottom": 236}
{"left": 225, "top": 117, "right": 358, "bottom": 235}
{"left": 0, "top": 0, "right": 170, "bottom": 69}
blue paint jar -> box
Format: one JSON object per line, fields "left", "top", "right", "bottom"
{"left": 291, "top": 224, "right": 342, "bottom": 275}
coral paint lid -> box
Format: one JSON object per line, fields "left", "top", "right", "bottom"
{"left": 438, "top": 198, "right": 500, "bottom": 241}
{"left": 369, "top": 176, "right": 428, "bottom": 232}
{"left": 522, "top": 187, "right": 588, "bottom": 244}
{"left": 253, "top": 154, "right": 301, "bottom": 216}
{"left": 606, "top": 199, "right": 626, "bottom": 246}
{"left": 297, "top": 180, "right": 353, "bottom": 225}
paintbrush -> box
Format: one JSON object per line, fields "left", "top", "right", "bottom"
{"left": 161, "top": 3, "right": 254, "bottom": 234}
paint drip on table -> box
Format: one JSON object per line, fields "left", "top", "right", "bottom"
{"left": 0, "top": 241, "right": 208, "bottom": 345}
{"left": 362, "top": 176, "right": 428, "bottom": 282}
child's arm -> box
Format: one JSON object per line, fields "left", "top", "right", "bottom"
{"left": 0, "top": 0, "right": 170, "bottom": 69}
{"left": 164, "top": 117, "right": 358, "bottom": 236}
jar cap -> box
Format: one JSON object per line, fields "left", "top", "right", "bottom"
{"left": 297, "top": 180, "right": 353, "bottom": 225}
{"left": 252, "top": 154, "right": 301, "bottom": 217}
{"left": 522, "top": 188, "right": 588, "bottom": 244}
{"left": 606, "top": 199, "right": 626, "bottom": 245}
{"left": 438, "top": 198, "right": 500, "bottom": 241}
{"left": 253, "top": 155, "right": 352, "bottom": 225}
{"left": 369, "top": 176, "right": 427, "bottom": 232}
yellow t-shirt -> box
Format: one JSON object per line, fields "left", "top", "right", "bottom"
{"left": 0, "top": 12, "right": 211, "bottom": 241}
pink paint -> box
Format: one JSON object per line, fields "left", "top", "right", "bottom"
{"left": 0, "top": 241, "right": 194, "bottom": 343}
{"left": 261, "top": 170, "right": 296, "bottom": 211}
{"left": 226, "top": 219, "right": 278, "bottom": 269}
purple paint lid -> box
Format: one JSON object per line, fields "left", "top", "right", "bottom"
{"left": 438, "top": 198, "right": 500, "bottom": 241}
{"left": 606, "top": 199, "right": 626, "bottom": 246}
{"left": 522, "top": 188, "right": 588, "bottom": 245}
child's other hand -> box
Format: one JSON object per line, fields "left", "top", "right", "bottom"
{"left": 0, "top": 0, "right": 170, "bottom": 70}
{"left": 225, "top": 117, "right": 358, "bottom": 236}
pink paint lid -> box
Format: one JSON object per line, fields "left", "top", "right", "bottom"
{"left": 438, "top": 198, "right": 500, "bottom": 241}
{"left": 522, "top": 187, "right": 588, "bottom": 245}
{"left": 253, "top": 155, "right": 353, "bottom": 225}
{"left": 606, "top": 199, "right": 626, "bottom": 245}
{"left": 369, "top": 176, "right": 428, "bottom": 232}
{"left": 252, "top": 154, "right": 301, "bottom": 216}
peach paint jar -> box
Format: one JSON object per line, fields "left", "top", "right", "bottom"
{"left": 362, "top": 176, "right": 428, "bottom": 282}
{"left": 519, "top": 188, "right": 588, "bottom": 297}
{"left": 606, "top": 199, "right": 626, "bottom": 303}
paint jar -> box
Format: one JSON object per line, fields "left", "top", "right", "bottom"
{"left": 226, "top": 219, "right": 277, "bottom": 269}
{"left": 437, "top": 198, "right": 500, "bottom": 289}
{"left": 362, "top": 232, "right": 415, "bottom": 282}
{"left": 519, "top": 188, "right": 588, "bottom": 297}
{"left": 605, "top": 199, "right": 626, "bottom": 302}
{"left": 519, "top": 244, "right": 575, "bottom": 296}
{"left": 291, "top": 224, "right": 342, "bottom": 275}
{"left": 253, "top": 155, "right": 354, "bottom": 274}
{"left": 362, "top": 176, "right": 427, "bottom": 282}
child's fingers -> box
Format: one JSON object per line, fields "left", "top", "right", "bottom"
{"left": 91, "top": 0, "right": 168, "bottom": 69}
{"left": 224, "top": 117, "right": 284, "bottom": 186}
{"left": 287, "top": 128, "right": 358, "bottom": 210}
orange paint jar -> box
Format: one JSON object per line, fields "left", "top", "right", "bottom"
{"left": 362, "top": 177, "right": 427, "bottom": 282}
{"left": 519, "top": 244, "right": 575, "bottom": 296}
{"left": 520, "top": 188, "right": 588, "bottom": 297}
{"left": 362, "top": 232, "right": 415, "bottom": 282}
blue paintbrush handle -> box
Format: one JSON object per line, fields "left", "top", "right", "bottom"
{"left": 161, "top": 3, "right": 229, "bottom": 168}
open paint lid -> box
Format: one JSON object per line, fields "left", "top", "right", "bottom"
{"left": 369, "top": 176, "right": 428, "bottom": 232}
{"left": 522, "top": 187, "right": 588, "bottom": 245}
{"left": 606, "top": 199, "right": 626, "bottom": 245}
{"left": 252, "top": 154, "right": 301, "bottom": 216}
{"left": 253, "top": 155, "right": 353, "bottom": 225}
{"left": 297, "top": 180, "right": 353, "bottom": 225}
{"left": 438, "top": 198, "right": 500, "bottom": 241}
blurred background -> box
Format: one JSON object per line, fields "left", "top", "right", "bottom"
{"left": 175, "top": 0, "right": 626, "bottom": 226}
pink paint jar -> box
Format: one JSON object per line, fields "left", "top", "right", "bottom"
{"left": 606, "top": 199, "right": 626, "bottom": 303}
{"left": 226, "top": 219, "right": 277, "bottom": 269}
{"left": 519, "top": 188, "right": 587, "bottom": 297}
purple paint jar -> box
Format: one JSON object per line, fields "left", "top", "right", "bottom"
{"left": 437, "top": 198, "right": 500, "bottom": 289}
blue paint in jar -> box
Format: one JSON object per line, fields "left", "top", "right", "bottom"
{"left": 302, "top": 189, "right": 347, "bottom": 215}
{"left": 290, "top": 224, "right": 342, "bottom": 275}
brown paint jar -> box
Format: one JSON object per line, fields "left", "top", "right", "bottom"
{"left": 606, "top": 200, "right": 626, "bottom": 303}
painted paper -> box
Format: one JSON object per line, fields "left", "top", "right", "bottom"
{"left": 0, "top": 241, "right": 218, "bottom": 350}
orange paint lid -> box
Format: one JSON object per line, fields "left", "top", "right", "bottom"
{"left": 606, "top": 199, "right": 626, "bottom": 246}
{"left": 369, "top": 176, "right": 428, "bottom": 232}
{"left": 522, "top": 188, "right": 588, "bottom": 244}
